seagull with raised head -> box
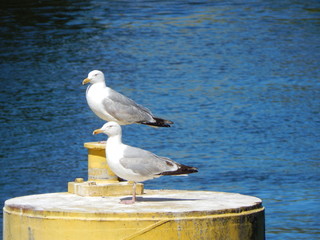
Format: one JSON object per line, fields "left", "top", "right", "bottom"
{"left": 93, "top": 121, "right": 198, "bottom": 204}
{"left": 83, "top": 70, "right": 173, "bottom": 127}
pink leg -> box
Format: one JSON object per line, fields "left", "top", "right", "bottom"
{"left": 120, "top": 182, "right": 137, "bottom": 204}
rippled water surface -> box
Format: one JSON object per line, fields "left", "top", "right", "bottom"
{"left": 1, "top": 0, "right": 319, "bottom": 239}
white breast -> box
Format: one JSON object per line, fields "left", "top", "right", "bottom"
{"left": 86, "top": 84, "right": 118, "bottom": 122}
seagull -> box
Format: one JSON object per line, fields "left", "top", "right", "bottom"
{"left": 83, "top": 70, "right": 173, "bottom": 127}
{"left": 93, "top": 122, "right": 198, "bottom": 204}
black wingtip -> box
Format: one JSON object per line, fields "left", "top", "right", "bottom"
{"left": 141, "top": 117, "right": 174, "bottom": 128}
{"left": 160, "top": 164, "right": 198, "bottom": 176}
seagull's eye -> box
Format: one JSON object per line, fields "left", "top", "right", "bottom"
{"left": 94, "top": 73, "right": 98, "bottom": 76}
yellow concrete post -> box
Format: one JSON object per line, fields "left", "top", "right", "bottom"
{"left": 84, "top": 142, "right": 118, "bottom": 182}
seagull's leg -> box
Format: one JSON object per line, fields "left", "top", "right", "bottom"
{"left": 132, "top": 182, "right": 137, "bottom": 202}
{"left": 120, "top": 182, "right": 137, "bottom": 204}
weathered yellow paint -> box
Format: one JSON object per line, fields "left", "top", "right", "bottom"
{"left": 3, "top": 142, "right": 265, "bottom": 239}
{"left": 84, "top": 142, "right": 118, "bottom": 181}
{"left": 4, "top": 190, "right": 265, "bottom": 240}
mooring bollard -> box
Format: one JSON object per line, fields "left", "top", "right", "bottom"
{"left": 3, "top": 142, "right": 265, "bottom": 240}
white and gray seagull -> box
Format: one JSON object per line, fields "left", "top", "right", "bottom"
{"left": 83, "top": 70, "right": 173, "bottom": 127}
{"left": 93, "top": 121, "right": 198, "bottom": 204}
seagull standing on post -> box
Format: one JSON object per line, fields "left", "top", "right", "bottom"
{"left": 93, "top": 122, "right": 198, "bottom": 204}
{"left": 83, "top": 70, "right": 173, "bottom": 127}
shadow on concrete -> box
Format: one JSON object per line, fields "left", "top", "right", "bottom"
{"left": 120, "top": 197, "right": 199, "bottom": 202}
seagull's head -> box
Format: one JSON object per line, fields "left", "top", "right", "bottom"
{"left": 82, "top": 70, "right": 105, "bottom": 85}
{"left": 93, "top": 121, "right": 122, "bottom": 137}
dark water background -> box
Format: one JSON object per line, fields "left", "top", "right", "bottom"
{"left": 0, "top": 0, "right": 319, "bottom": 239}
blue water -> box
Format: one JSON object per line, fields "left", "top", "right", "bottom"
{"left": 1, "top": 0, "right": 319, "bottom": 239}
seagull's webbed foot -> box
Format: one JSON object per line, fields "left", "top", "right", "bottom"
{"left": 120, "top": 198, "right": 136, "bottom": 204}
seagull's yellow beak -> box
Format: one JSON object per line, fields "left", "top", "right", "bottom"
{"left": 82, "top": 78, "right": 91, "bottom": 85}
{"left": 92, "top": 129, "right": 103, "bottom": 135}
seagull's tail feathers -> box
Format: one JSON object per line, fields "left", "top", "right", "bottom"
{"left": 141, "top": 117, "right": 174, "bottom": 128}
{"left": 160, "top": 164, "right": 198, "bottom": 176}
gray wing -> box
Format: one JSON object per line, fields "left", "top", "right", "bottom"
{"left": 120, "top": 146, "right": 178, "bottom": 176}
{"left": 103, "top": 88, "right": 155, "bottom": 124}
